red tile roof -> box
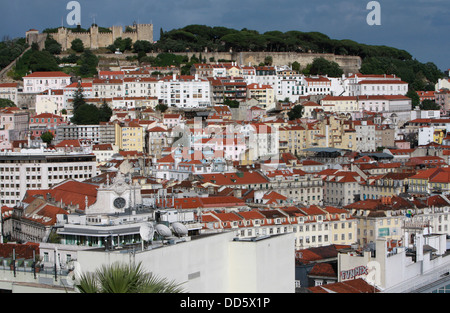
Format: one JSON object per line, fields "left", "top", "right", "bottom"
{"left": 308, "top": 278, "right": 380, "bottom": 293}
{"left": 25, "top": 71, "right": 71, "bottom": 78}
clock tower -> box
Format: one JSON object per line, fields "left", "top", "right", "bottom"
{"left": 85, "top": 172, "right": 142, "bottom": 215}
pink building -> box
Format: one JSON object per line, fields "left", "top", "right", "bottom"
{"left": 29, "top": 113, "right": 67, "bottom": 137}
{"left": 0, "top": 107, "right": 29, "bottom": 150}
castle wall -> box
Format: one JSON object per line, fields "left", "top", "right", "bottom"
{"left": 149, "top": 51, "right": 362, "bottom": 75}
{"left": 52, "top": 24, "right": 153, "bottom": 51}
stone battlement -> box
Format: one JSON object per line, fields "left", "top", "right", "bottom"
{"left": 27, "top": 24, "right": 153, "bottom": 51}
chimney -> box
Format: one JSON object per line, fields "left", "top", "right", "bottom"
{"left": 416, "top": 234, "right": 424, "bottom": 262}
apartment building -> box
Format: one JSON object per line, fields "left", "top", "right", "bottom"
{"left": 209, "top": 77, "right": 247, "bottom": 105}
{"left": 22, "top": 71, "right": 72, "bottom": 93}
{"left": 345, "top": 195, "right": 450, "bottom": 247}
{"left": 147, "top": 126, "right": 173, "bottom": 159}
{"left": 263, "top": 168, "right": 323, "bottom": 206}
{"left": 303, "top": 76, "right": 332, "bottom": 96}
{"left": 360, "top": 172, "right": 414, "bottom": 201}
{"left": 114, "top": 120, "right": 145, "bottom": 152}
{"left": 0, "top": 83, "right": 19, "bottom": 104}
{"left": 322, "top": 170, "right": 364, "bottom": 207}
{"left": 435, "top": 89, "right": 450, "bottom": 114}
{"left": 204, "top": 205, "right": 356, "bottom": 250}
{"left": 343, "top": 74, "right": 406, "bottom": 96}
{"left": 123, "top": 77, "right": 158, "bottom": 98}
{"left": 407, "top": 167, "right": 450, "bottom": 195}
{"left": 0, "top": 151, "right": 96, "bottom": 206}
{"left": 92, "top": 143, "right": 118, "bottom": 163}
{"left": 92, "top": 79, "right": 124, "bottom": 98}
{"left": 157, "top": 74, "right": 211, "bottom": 108}
{"left": 320, "top": 96, "right": 358, "bottom": 114}
{"left": 247, "top": 83, "right": 275, "bottom": 110}
{"left": 353, "top": 120, "right": 376, "bottom": 152}
{"left": 0, "top": 107, "right": 29, "bottom": 150}
{"left": 54, "top": 124, "right": 101, "bottom": 144}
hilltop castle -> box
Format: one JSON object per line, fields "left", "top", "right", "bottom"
{"left": 26, "top": 23, "right": 153, "bottom": 51}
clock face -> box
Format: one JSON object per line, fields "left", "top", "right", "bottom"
{"left": 114, "top": 197, "right": 126, "bottom": 209}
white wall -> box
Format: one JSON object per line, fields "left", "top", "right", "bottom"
{"left": 228, "top": 233, "right": 295, "bottom": 293}
{"left": 76, "top": 231, "right": 295, "bottom": 293}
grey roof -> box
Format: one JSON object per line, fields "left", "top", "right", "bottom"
{"left": 302, "top": 147, "right": 344, "bottom": 153}
{"left": 359, "top": 152, "right": 394, "bottom": 159}
{"left": 57, "top": 225, "right": 141, "bottom": 237}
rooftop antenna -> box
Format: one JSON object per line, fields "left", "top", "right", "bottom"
{"left": 90, "top": 13, "right": 97, "bottom": 26}
{"left": 171, "top": 222, "right": 188, "bottom": 238}
{"left": 155, "top": 224, "right": 172, "bottom": 244}
{"left": 139, "top": 223, "right": 154, "bottom": 251}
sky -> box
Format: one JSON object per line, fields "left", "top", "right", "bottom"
{"left": 1, "top": 0, "right": 448, "bottom": 71}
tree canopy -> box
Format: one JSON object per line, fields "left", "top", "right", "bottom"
{"left": 288, "top": 104, "right": 304, "bottom": 120}
{"left": 0, "top": 99, "right": 16, "bottom": 108}
{"left": 71, "top": 38, "right": 85, "bottom": 53}
{"left": 309, "top": 57, "right": 343, "bottom": 77}
{"left": 0, "top": 38, "right": 28, "bottom": 72}
{"left": 75, "top": 262, "right": 184, "bottom": 293}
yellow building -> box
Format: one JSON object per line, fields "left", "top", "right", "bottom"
{"left": 279, "top": 122, "right": 331, "bottom": 156}
{"left": 315, "top": 115, "right": 357, "bottom": 151}
{"left": 323, "top": 206, "right": 358, "bottom": 246}
{"left": 115, "top": 120, "right": 145, "bottom": 152}
{"left": 223, "top": 63, "right": 242, "bottom": 77}
{"left": 434, "top": 129, "right": 445, "bottom": 144}
{"left": 321, "top": 96, "right": 359, "bottom": 114}
{"left": 247, "top": 83, "right": 275, "bottom": 110}
{"left": 345, "top": 196, "right": 412, "bottom": 245}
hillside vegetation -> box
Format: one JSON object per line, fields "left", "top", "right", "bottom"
{"left": 156, "top": 25, "right": 443, "bottom": 90}
{"left": 0, "top": 24, "right": 444, "bottom": 90}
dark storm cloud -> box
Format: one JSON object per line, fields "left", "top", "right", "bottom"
{"left": 0, "top": 0, "right": 448, "bottom": 70}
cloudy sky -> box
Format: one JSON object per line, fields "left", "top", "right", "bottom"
{"left": 1, "top": 0, "right": 448, "bottom": 71}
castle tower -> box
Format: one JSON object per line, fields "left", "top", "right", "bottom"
{"left": 111, "top": 25, "right": 123, "bottom": 41}
{"left": 136, "top": 24, "right": 154, "bottom": 42}
{"left": 90, "top": 24, "right": 99, "bottom": 50}
{"left": 57, "top": 27, "right": 69, "bottom": 51}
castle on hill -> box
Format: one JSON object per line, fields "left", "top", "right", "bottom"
{"left": 26, "top": 23, "right": 154, "bottom": 51}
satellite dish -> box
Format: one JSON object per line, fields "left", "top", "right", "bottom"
{"left": 155, "top": 224, "right": 172, "bottom": 238}
{"left": 171, "top": 222, "right": 188, "bottom": 237}
{"left": 139, "top": 223, "right": 154, "bottom": 241}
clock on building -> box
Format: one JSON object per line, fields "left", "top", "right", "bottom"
{"left": 113, "top": 197, "right": 126, "bottom": 209}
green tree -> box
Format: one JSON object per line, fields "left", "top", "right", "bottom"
{"left": 98, "top": 100, "right": 113, "bottom": 122}
{"left": 40, "top": 131, "right": 54, "bottom": 145}
{"left": 155, "top": 103, "right": 168, "bottom": 113}
{"left": 224, "top": 99, "right": 240, "bottom": 108}
{"left": 45, "top": 35, "right": 62, "bottom": 55}
{"left": 406, "top": 89, "right": 420, "bottom": 108}
{"left": 71, "top": 39, "right": 85, "bottom": 53}
{"left": 75, "top": 262, "right": 184, "bottom": 293}
{"left": 288, "top": 104, "right": 304, "bottom": 120}
{"left": 72, "top": 83, "right": 86, "bottom": 112}
{"left": 291, "top": 61, "right": 301, "bottom": 72}
{"left": 13, "top": 49, "right": 59, "bottom": 79}
{"left": 309, "top": 57, "right": 343, "bottom": 77}
{"left": 78, "top": 50, "right": 99, "bottom": 77}
{"left": 264, "top": 56, "right": 273, "bottom": 66}
{"left": 0, "top": 99, "right": 16, "bottom": 108}
{"left": 113, "top": 37, "right": 133, "bottom": 53}
{"left": 420, "top": 99, "right": 440, "bottom": 110}
{"left": 134, "top": 40, "right": 152, "bottom": 54}
{"left": 71, "top": 103, "right": 100, "bottom": 125}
